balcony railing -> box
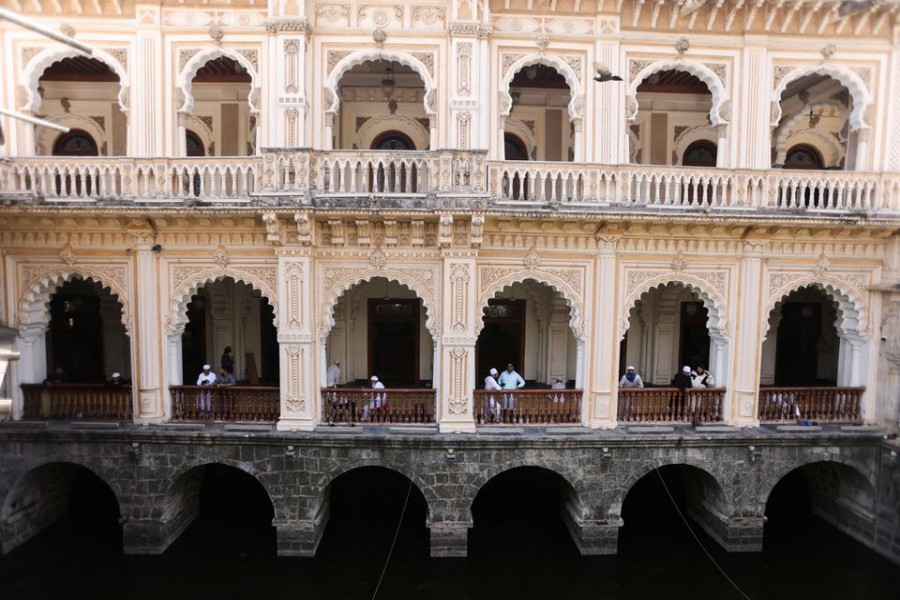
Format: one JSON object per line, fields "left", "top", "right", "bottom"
{"left": 472, "top": 389, "right": 582, "bottom": 425}
{"left": 2, "top": 154, "right": 897, "bottom": 216}
{"left": 170, "top": 385, "right": 279, "bottom": 422}
{"left": 758, "top": 387, "right": 863, "bottom": 423}
{"left": 617, "top": 387, "right": 725, "bottom": 423}
{"left": 21, "top": 383, "right": 132, "bottom": 420}
{"left": 321, "top": 387, "right": 436, "bottom": 425}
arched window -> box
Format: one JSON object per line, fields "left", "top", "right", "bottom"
{"left": 371, "top": 130, "right": 415, "bottom": 151}
{"left": 52, "top": 130, "right": 99, "bottom": 156}
{"left": 682, "top": 140, "right": 717, "bottom": 167}
{"left": 784, "top": 145, "right": 824, "bottom": 170}
{"left": 504, "top": 133, "right": 529, "bottom": 161}
{"left": 185, "top": 130, "right": 206, "bottom": 157}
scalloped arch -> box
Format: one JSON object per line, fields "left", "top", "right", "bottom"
{"left": 18, "top": 268, "right": 131, "bottom": 335}
{"left": 500, "top": 54, "right": 583, "bottom": 121}
{"left": 169, "top": 269, "right": 278, "bottom": 335}
{"left": 620, "top": 275, "right": 728, "bottom": 341}
{"left": 319, "top": 272, "right": 438, "bottom": 340}
{"left": 356, "top": 114, "right": 429, "bottom": 150}
{"left": 22, "top": 46, "right": 129, "bottom": 113}
{"left": 326, "top": 50, "right": 436, "bottom": 117}
{"left": 476, "top": 274, "right": 584, "bottom": 341}
{"left": 764, "top": 277, "right": 866, "bottom": 340}
{"left": 177, "top": 47, "right": 260, "bottom": 116}
{"left": 772, "top": 65, "right": 870, "bottom": 131}
{"left": 628, "top": 60, "right": 727, "bottom": 126}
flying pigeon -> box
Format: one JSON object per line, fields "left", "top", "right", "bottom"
{"left": 593, "top": 64, "right": 623, "bottom": 83}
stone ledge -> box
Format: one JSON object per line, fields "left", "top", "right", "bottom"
{"left": 389, "top": 426, "right": 437, "bottom": 435}
{"left": 151, "top": 423, "right": 206, "bottom": 431}
{"left": 839, "top": 425, "right": 885, "bottom": 433}
{"left": 478, "top": 427, "right": 525, "bottom": 435}
{"left": 695, "top": 426, "right": 741, "bottom": 433}
{"left": 0, "top": 420, "right": 49, "bottom": 428}
{"left": 776, "top": 425, "right": 823, "bottom": 432}
{"left": 223, "top": 424, "right": 274, "bottom": 432}
{"left": 316, "top": 425, "right": 364, "bottom": 434}
{"left": 628, "top": 426, "right": 675, "bottom": 433}
{"left": 546, "top": 427, "right": 591, "bottom": 435}
{"left": 70, "top": 421, "right": 121, "bottom": 429}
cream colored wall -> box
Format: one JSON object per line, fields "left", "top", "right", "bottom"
{"left": 338, "top": 97, "right": 428, "bottom": 150}
{"left": 36, "top": 82, "right": 124, "bottom": 155}
{"left": 191, "top": 82, "right": 253, "bottom": 156}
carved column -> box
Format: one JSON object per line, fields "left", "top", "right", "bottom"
{"left": 135, "top": 5, "right": 163, "bottom": 156}
{"left": 595, "top": 24, "right": 623, "bottom": 164}
{"left": 591, "top": 236, "right": 619, "bottom": 428}
{"left": 740, "top": 42, "right": 770, "bottom": 169}
{"left": 449, "top": 24, "right": 487, "bottom": 151}
{"left": 730, "top": 240, "right": 767, "bottom": 426}
{"left": 265, "top": 18, "right": 312, "bottom": 148}
{"left": 276, "top": 249, "right": 316, "bottom": 431}
{"left": 439, "top": 252, "right": 477, "bottom": 433}
{"left": 131, "top": 227, "right": 164, "bottom": 422}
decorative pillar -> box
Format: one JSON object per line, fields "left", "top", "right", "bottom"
{"left": 729, "top": 240, "right": 767, "bottom": 426}
{"left": 438, "top": 248, "right": 478, "bottom": 433}
{"left": 853, "top": 127, "right": 870, "bottom": 171}
{"left": 594, "top": 23, "right": 623, "bottom": 164}
{"left": 276, "top": 246, "right": 316, "bottom": 431}
{"left": 739, "top": 42, "right": 770, "bottom": 168}
{"left": 715, "top": 123, "right": 728, "bottom": 168}
{"left": 130, "top": 224, "right": 164, "bottom": 422}
{"left": 134, "top": 5, "right": 163, "bottom": 156}
{"left": 590, "top": 235, "right": 619, "bottom": 428}
{"left": 265, "top": 17, "right": 312, "bottom": 148}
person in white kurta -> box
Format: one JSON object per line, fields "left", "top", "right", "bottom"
{"left": 484, "top": 368, "right": 502, "bottom": 422}
{"left": 196, "top": 364, "right": 217, "bottom": 415}
{"left": 363, "top": 375, "right": 386, "bottom": 421}
{"left": 325, "top": 360, "right": 346, "bottom": 424}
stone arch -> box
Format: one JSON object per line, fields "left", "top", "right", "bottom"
{"left": 181, "top": 113, "right": 214, "bottom": 155}
{"left": 476, "top": 272, "right": 584, "bottom": 340}
{"left": 177, "top": 47, "right": 260, "bottom": 116}
{"left": 774, "top": 101, "right": 848, "bottom": 166}
{"left": 36, "top": 114, "right": 108, "bottom": 156}
{"left": 772, "top": 65, "right": 871, "bottom": 132}
{"left": 162, "top": 460, "right": 275, "bottom": 523}
{"left": 627, "top": 60, "right": 728, "bottom": 126}
{"left": 168, "top": 269, "right": 278, "bottom": 335}
{"left": 356, "top": 114, "right": 429, "bottom": 150}
{"left": 500, "top": 54, "right": 583, "bottom": 122}
{"left": 504, "top": 119, "right": 537, "bottom": 159}
{"left": 620, "top": 274, "right": 728, "bottom": 342}
{"left": 318, "top": 269, "right": 439, "bottom": 340}
{"left": 674, "top": 125, "right": 718, "bottom": 163}
{"left": 315, "top": 461, "right": 435, "bottom": 523}
{"left": 764, "top": 276, "right": 867, "bottom": 340}
{"left": 782, "top": 131, "right": 845, "bottom": 169}
{"left": 469, "top": 463, "right": 589, "bottom": 525}
{"left": 759, "top": 459, "right": 877, "bottom": 518}
{"left": 21, "top": 46, "right": 129, "bottom": 114}
{"left": 325, "top": 50, "right": 437, "bottom": 118}
{"left": 17, "top": 267, "right": 132, "bottom": 337}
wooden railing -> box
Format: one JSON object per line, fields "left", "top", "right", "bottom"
{"left": 617, "top": 387, "right": 725, "bottom": 423}
{"left": 321, "top": 387, "right": 436, "bottom": 425}
{"left": 472, "top": 389, "right": 582, "bottom": 425}
{"left": 21, "top": 383, "right": 132, "bottom": 420}
{"left": 758, "top": 387, "right": 864, "bottom": 423}
{"left": 170, "top": 385, "right": 279, "bottom": 422}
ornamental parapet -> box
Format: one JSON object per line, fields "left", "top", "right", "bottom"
{"left": 2, "top": 153, "right": 898, "bottom": 220}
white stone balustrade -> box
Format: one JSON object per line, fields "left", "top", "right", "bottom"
{"left": 2, "top": 154, "right": 898, "bottom": 215}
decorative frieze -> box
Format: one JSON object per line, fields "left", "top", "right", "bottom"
{"left": 283, "top": 344, "right": 306, "bottom": 413}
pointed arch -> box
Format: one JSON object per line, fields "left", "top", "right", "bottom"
{"left": 772, "top": 65, "right": 870, "bottom": 131}
{"left": 476, "top": 272, "right": 584, "bottom": 340}
{"left": 168, "top": 268, "right": 278, "bottom": 335}
{"left": 620, "top": 275, "right": 729, "bottom": 342}
{"left": 318, "top": 270, "right": 439, "bottom": 340}
{"left": 22, "top": 46, "right": 129, "bottom": 113}
{"left": 325, "top": 50, "right": 437, "bottom": 117}
{"left": 177, "top": 47, "right": 260, "bottom": 116}
{"left": 627, "top": 60, "right": 728, "bottom": 126}
{"left": 764, "top": 276, "right": 867, "bottom": 340}
{"left": 499, "top": 54, "right": 584, "bottom": 122}
{"left": 17, "top": 267, "right": 132, "bottom": 336}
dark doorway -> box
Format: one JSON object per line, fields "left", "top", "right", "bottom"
{"left": 477, "top": 299, "right": 525, "bottom": 381}
{"left": 52, "top": 129, "right": 100, "bottom": 156}
{"left": 371, "top": 130, "right": 415, "bottom": 151}
{"left": 504, "top": 133, "right": 529, "bottom": 161}
{"left": 679, "top": 301, "right": 709, "bottom": 369}
{"left": 368, "top": 298, "right": 420, "bottom": 386}
{"left": 775, "top": 302, "right": 822, "bottom": 385}
{"left": 784, "top": 144, "right": 824, "bottom": 169}
{"left": 259, "top": 299, "right": 279, "bottom": 385}
{"left": 47, "top": 279, "right": 109, "bottom": 382}
{"left": 181, "top": 293, "right": 207, "bottom": 384}
{"left": 185, "top": 130, "right": 206, "bottom": 157}
{"left": 682, "top": 140, "right": 717, "bottom": 166}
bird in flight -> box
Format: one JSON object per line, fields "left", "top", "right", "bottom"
{"left": 594, "top": 63, "right": 623, "bottom": 83}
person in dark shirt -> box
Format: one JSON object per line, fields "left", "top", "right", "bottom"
{"left": 106, "top": 372, "right": 125, "bottom": 389}
{"left": 670, "top": 366, "right": 693, "bottom": 421}
{"left": 44, "top": 365, "right": 70, "bottom": 384}
{"left": 221, "top": 346, "right": 235, "bottom": 374}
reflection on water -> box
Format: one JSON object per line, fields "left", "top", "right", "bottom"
{"left": 1, "top": 467, "right": 898, "bottom": 600}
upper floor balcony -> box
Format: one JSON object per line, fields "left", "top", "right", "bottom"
{"left": 2, "top": 151, "right": 899, "bottom": 220}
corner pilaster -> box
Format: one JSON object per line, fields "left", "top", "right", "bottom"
{"left": 130, "top": 222, "right": 164, "bottom": 422}
{"left": 729, "top": 239, "right": 767, "bottom": 426}
{"left": 590, "top": 235, "right": 619, "bottom": 428}
{"left": 438, "top": 249, "right": 478, "bottom": 433}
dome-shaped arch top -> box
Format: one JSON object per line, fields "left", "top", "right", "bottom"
{"left": 177, "top": 47, "right": 260, "bottom": 116}
{"left": 628, "top": 60, "right": 728, "bottom": 126}
{"left": 169, "top": 270, "right": 278, "bottom": 335}
{"left": 22, "top": 47, "right": 129, "bottom": 113}
{"left": 477, "top": 274, "right": 584, "bottom": 341}
{"left": 772, "top": 65, "right": 870, "bottom": 132}
{"left": 620, "top": 275, "right": 729, "bottom": 341}
{"left": 764, "top": 278, "right": 866, "bottom": 340}
{"left": 500, "top": 54, "right": 583, "bottom": 121}
{"left": 326, "top": 50, "right": 436, "bottom": 117}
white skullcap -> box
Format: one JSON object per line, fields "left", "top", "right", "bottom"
{"left": 370, "top": 375, "right": 379, "bottom": 381}
{"left": 683, "top": 366, "right": 691, "bottom": 373}
{"left": 112, "top": 372, "right": 121, "bottom": 378}
{"left": 627, "top": 365, "right": 635, "bottom": 371}
{"left": 489, "top": 368, "right": 498, "bottom": 376}
{"left": 203, "top": 364, "right": 211, "bottom": 370}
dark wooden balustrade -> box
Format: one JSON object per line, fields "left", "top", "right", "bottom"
{"left": 170, "top": 385, "right": 279, "bottom": 422}
{"left": 758, "top": 387, "right": 863, "bottom": 423}
{"left": 21, "top": 383, "right": 133, "bottom": 420}
{"left": 473, "top": 389, "right": 582, "bottom": 425}
{"left": 321, "top": 388, "right": 436, "bottom": 425}
{"left": 617, "top": 387, "right": 725, "bottom": 423}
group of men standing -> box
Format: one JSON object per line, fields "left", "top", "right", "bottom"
{"left": 194, "top": 346, "right": 236, "bottom": 415}
{"left": 324, "top": 360, "right": 387, "bottom": 425}
{"left": 618, "top": 364, "right": 716, "bottom": 425}
{"left": 482, "top": 363, "right": 526, "bottom": 423}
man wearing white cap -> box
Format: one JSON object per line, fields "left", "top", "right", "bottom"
{"left": 196, "top": 364, "right": 217, "bottom": 416}
{"left": 483, "top": 368, "right": 502, "bottom": 423}
{"left": 107, "top": 372, "right": 125, "bottom": 389}
{"left": 618, "top": 366, "right": 644, "bottom": 389}
{"left": 363, "top": 375, "right": 386, "bottom": 422}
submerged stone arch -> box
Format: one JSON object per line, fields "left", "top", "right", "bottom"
{"left": 17, "top": 266, "right": 132, "bottom": 336}
{"left": 177, "top": 47, "right": 260, "bottom": 116}
{"left": 168, "top": 267, "right": 278, "bottom": 335}
{"left": 772, "top": 65, "right": 871, "bottom": 131}
{"left": 162, "top": 461, "right": 275, "bottom": 523}
{"left": 499, "top": 53, "right": 584, "bottom": 122}
{"left": 627, "top": 60, "right": 728, "bottom": 126}
{"left": 620, "top": 274, "right": 729, "bottom": 342}
{"left": 22, "top": 46, "right": 129, "bottom": 113}
{"left": 476, "top": 271, "right": 585, "bottom": 341}
{"left": 315, "top": 462, "right": 435, "bottom": 523}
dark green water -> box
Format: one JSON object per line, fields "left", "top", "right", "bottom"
{"left": 1, "top": 466, "right": 897, "bottom": 600}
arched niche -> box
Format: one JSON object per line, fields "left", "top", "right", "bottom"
{"left": 176, "top": 47, "right": 260, "bottom": 116}
{"left": 773, "top": 101, "right": 848, "bottom": 167}
{"left": 356, "top": 114, "right": 429, "bottom": 151}
{"left": 168, "top": 269, "right": 278, "bottom": 336}
{"left": 499, "top": 54, "right": 583, "bottom": 123}
{"left": 476, "top": 274, "right": 584, "bottom": 341}
{"left": 627, "top": 60, "right": 728, "bottom": 127}
{"left": 21, "top": 46, "right": 129, "bottom": 114}
{"left": 772, "top": 65, "right": 870, "bottom": 132}
{"left": 36, "top": 116, "right": 107, "bottom": 156}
